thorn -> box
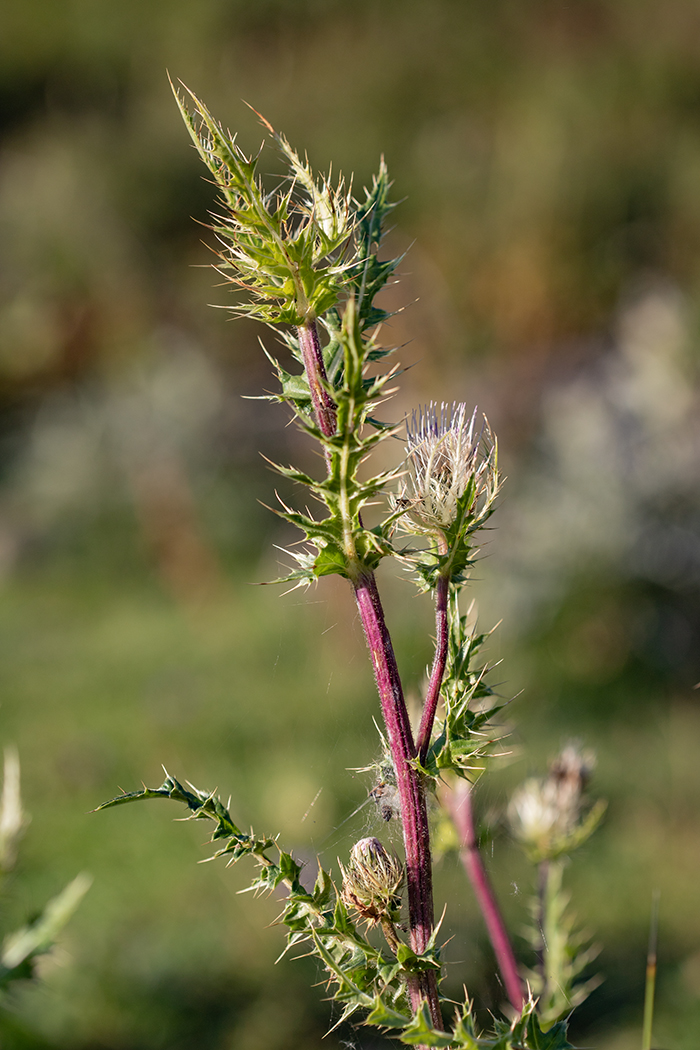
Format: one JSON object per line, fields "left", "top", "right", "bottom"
{"left": 243, "top": 100, "right": 275, "bottom": 135}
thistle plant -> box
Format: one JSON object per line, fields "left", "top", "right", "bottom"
{"left": 98, "top": 84, "right": 604, "bottom": 1049}
{"left": 340, "top": 837, "right": 404, "bottom": 954}
{"left": 509, "top": 746, "right": 606, "bottom": 1028}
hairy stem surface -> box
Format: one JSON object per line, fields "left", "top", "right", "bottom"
{"left": 539, "top": 858, "right": 567, "bottom": 1013}
{"left": 297, "top": 321, "right": 441, "bottom": 1030}
{"left": 446, "top": 779, "right": 524, "bottom": 1012}
{"left": 297, "top": 320, "right": 337, "bottom": 437}
{"left": 353, "top": 571, "right": 443, "bottom": 1030}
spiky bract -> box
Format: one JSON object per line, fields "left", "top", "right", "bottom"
{"left": 402, "top": 404, "right": 494, "bottom": 531}
{"left": 340, "top": 837, "right": 404, "bottom": 924}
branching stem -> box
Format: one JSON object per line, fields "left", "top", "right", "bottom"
{"left": 416, "top": 567, "right": 450, "bottom": 765}
{"left": 298, "top": 320, "right": 442, "bottom": 1032}
{"left": 353, "top": 571, "right": 443, "bottom": 1030}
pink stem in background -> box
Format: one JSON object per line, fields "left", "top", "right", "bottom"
{"left": 416, "top": 571, "right": 449, "bottom": 766}
{"left": 297, "top": 320, "right": 337, "bottom": 437}
{"left": 353, "top": 571, "right": 443, "bottom": 1030}
{"left": 446, "top": 779, "right": 524, "bottom": 1013}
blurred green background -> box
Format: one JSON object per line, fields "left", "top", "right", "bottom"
{"left": 1, "top": 1, "right": 700, "bottom": 1047}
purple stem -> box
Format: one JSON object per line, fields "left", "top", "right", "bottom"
{"left": 416, "top": 572, "right": 449, "bottom": 766}
{"left": 353, "top": 571, "right": 443, "bottom": 1030}
{"left": 446, "top": 779, "right": 524, "bottom": 1013}
{"left": 295, "top": 320, "right": 442, "bottom": 1030}
{"left": 297, "top": 320, "right": 337, "bottom": 438}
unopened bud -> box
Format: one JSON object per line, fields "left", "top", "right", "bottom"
{"left": 340, "top": 837, "right": 403, "bottom": 924}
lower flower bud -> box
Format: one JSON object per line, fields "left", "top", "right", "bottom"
{"left": 340, "top": 837, "right": 404, "bottom": 924}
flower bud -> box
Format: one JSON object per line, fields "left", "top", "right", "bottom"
{"left": 340, "top": 837, "right": 403, "bottom": 924}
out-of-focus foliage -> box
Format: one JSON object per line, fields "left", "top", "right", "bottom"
{"left": 0, "top": 748, "right": 90, "bottom": 1044}
{"left": 1, "top": 2, "right": 700, "bottom": 1049}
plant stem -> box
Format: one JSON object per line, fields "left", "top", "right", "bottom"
{"left": 416, "top": 570, "right": 449, "bottom": 765}
{"left": 642, "top": 889, "right": 660, "bottom": 1050}
{"left": 297, "top": 320, "right": 337, "bottom": 438}
{"left": 380, "top": 916, "right": 401, "bottom": 956}
{"left": 353, "top": 570, "right": 443, "bottom": 1030}
{"left": 539, "top": 858, "right": 567, "bottom": 1019}
{"left": 297, "top": 316, "right": 442, "bottom": 1031}
{"left": 446, "top": 779, "right": 524, "bottom": 1013}
{"left": 536, "top": 858, "right": 550, "bottom": 986}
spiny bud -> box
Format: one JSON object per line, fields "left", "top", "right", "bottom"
{"left": 508, "top": 745, "right": 603, "bottom": 862}
{"left": 339, "top": 837, "right": 404, "bottom": 924}
{"left": 398, "top": 402, "right": 498, "bottom": 534}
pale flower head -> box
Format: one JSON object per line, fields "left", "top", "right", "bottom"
{"left": 508, "top": 745, "right": 597, "bottom": 861}
{"left": 399, "top": 402, "right": 498, "bottom": 533}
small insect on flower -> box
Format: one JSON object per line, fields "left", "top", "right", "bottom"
{"left": 397, "top": 402, "right": 498, "bottom": 534}
{"left": 369, "top": 780, "right": 401, "bottom": 822}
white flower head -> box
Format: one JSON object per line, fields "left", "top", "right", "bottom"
{"left": 508, "top": 745, "right": 597, "bottom": 860}
{"left": 508, "top": 777, "right": 564, "bottom": 848}
{"left": 399, "top": 402, "right": 498, "bottom": 533}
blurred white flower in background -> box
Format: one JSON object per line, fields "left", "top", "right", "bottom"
{"left": 481, "top": 281, "right": 700, "bottom": 643}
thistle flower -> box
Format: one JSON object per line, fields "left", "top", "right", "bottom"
{"left": 398, "top": 402, "right": 498, "bottom": 535}
{"left": 508, "top": 745, "right": 605, "bottom": 862}
{"left": 340, "top": 837, "right": 404, "bottom": 925}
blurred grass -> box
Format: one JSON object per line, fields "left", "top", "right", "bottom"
{"left": 0, "top": 554, "right": 384, "bottom": 1049}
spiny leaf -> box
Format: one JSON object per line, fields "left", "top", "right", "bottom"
{"left": 365, "top": 995, "right": 411, "bottom": 1029}
{"left": 399, "top": 1004, "right": 455, "bottom": 1047}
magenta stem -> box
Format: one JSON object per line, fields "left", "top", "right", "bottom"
{"left": 297, "top": 320, "right": 337, "bottom": 438}
{"left": 353, "top": 571, "right": 443, "bottom": 1030}
{"left": 446, "top": 779, "right": 524, "bottom": 1013}
{"left": 295, "top": 320, "right": 442, "bottom": 1030}
{"left": 416, "top": 572, "right": 449, "bottom": 766}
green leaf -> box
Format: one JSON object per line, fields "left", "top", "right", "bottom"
{"left": 399, "top": 1004, "right": 455, "bottom": 1046}
{"left": 450, "top": 1005, "right": 481, "bottom": 1049}
{"left": 521, "top": 1016, "right": 573, "bottom": 1049}
{"left": 332, "top": 897, "right": 357, "bottom": 938}
{"left": 278, "top": 850, "right": 302, "bottom": 886}
{"left": 396, "top": 944, "right": 417, "bottom": 967}
{"left": 313, "top": 866, "right": 333, "bottom": 907}
{"left": 364, "top": 995, "right": 411, "bottom": 1029}
{"left": 509, "top": 1001, "right": 575, "bottom": 1050}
